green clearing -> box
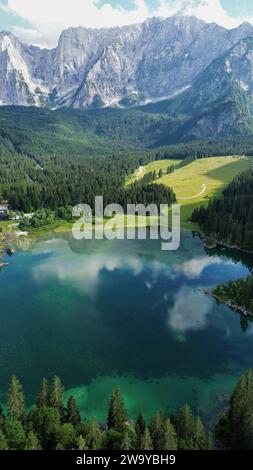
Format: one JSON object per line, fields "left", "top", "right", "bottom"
{"left": 157, "top": 156, "right": 253, "bottom": 229}
{"left": 2, "top": 156, "right": 252, "bottom": 240}
{"left": 126, "top": 159, "right": 180, "bottom": 185}
{"left": 55, "top": 215, "right": 158, "bottom": 234}
{"left": 0, "top": 220, "right": 12, "bottom": 231}
{"left": 46, "top": 156, "right": 253, "bottom": 234}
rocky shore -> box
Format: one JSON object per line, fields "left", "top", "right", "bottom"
{"left": 203, "top": 288, "right": 253, "bottom": 318}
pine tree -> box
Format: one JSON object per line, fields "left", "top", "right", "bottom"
{"left": 139, "top": 427, "right": 153, "bottom": 450}
{"left": 66, "top": 396, "right": 81, "bottom": 426}
{"left": 7, "top": 375, "right": 25, "bottom": 420}
{"left": 4, "top": 420, "right": 26, "bottom": 450}
{"left": 0, "top": 405, "right": 5, "bottom": 427}
{"left": 215, "top": 369, "right": 253, "bottom": 449}
{"left": 77, "top": 435, "right": 88, "bottom": 450}
{"left": 176, "top": 405, "right": 195, "bottom": 450}
{"left": 0, "top": 429, "right": 8, "bottom": 450}
{"left": 121, "top": 432, "right": 132, "bottom": 450}
{"left": 194, "top": 416, "right": 206, "bottom": 450}
{"left": 107, "top": 388, "right": 128, "bottom": 433}
{"left": 27, "top": 406, "right": 61, "bottom": 450}
{"left": 135, "top": 412, "right": 146, "bottom": 436}
{"left": 85, "top": 417, "right": 102, "bottom": 450}
{"left": 163, "top": 419, "right": 178, "bottom": 450}
{"left": 25, "top": 431, "right": 41, "bottom": 450}
{"left": 49, "top": 376, "right": 64, "bottom": 411}
{"left": 150, "top": 411, "right": 165, "bottom": 450}
{"left": 135, "top": 411, "right": 146, "bottom": 449}
{"left": 37, "top": 378, "right": 49, "bottom": 408}
{"left": 56, "top": 423, "right": 76, "bottom": 450}
{"left": 206, "top": 431, "right": 214, "bottom": 450}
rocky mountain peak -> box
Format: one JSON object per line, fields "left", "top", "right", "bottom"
{"left": 0, "top": 15, "right": 253, "bottom": 109}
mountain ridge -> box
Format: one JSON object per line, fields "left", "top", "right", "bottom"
{"left": 1, "top": 14, "right": 253, "bottom": 110}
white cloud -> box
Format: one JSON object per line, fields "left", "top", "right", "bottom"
{"left": 157, "top": 0, "right": 251, "bottom": 28}
{"left": 4, "top": 0, "right": 253, "bottom": 47}
{"left": 6, "top": 0, "right": 150, "bottom": 47}
{"left": 32, "top": 238, "right": 144, "bottom": 295}
{"left": 175, "top": 255, "right": 224, "bottom": 279}
{"left": 168, "top": 285, "right": 212, "bottom": 333}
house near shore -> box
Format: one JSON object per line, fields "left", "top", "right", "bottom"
{"left": 0, "top": 203, "right": 8, "bottom": 220}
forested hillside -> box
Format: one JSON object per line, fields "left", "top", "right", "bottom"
{"left": 192, "top": 170, "right": 253, "bottom": 251}
{"left": 2, "top": 107, "right": 253, "bottom": 212}
{"left": 0, "top": 106, "right": 179, "bottom": 211}
{"left": 213, "top": 277, "right": 253, "bottom": 316}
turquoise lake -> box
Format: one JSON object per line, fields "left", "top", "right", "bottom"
{"left": 0, "top": 230, "right": 253, "bottom": 422}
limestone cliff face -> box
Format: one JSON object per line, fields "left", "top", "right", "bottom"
{"left": 1, "top": 15, "right": 253, "bottom": 109}
{"left": 176, "top": 37, "right": 253, "bottom": 138}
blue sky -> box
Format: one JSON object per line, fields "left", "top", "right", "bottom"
{"left": 1, "top": 0, "right": 253, "bottom": 48}
{"left": 98, "top": 1, "right": 253, "bottom": 16}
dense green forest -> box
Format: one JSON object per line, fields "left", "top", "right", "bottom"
{"left": 213, "top": 277, "right": 253, "bottom": 316}
{"left": 16, "top": 182, "right": 176, "bottom": 230}
{"left": 192, "top": 169, "right": 253, "bottom": 251}
{"left": 192, "top": 169, "right": 253, "bottom": 318}
{"left": 1, "top": 107, "right": 253, "bottom": 212}
{"left": 0, "top": 370, "right": 252, "bottom": 451}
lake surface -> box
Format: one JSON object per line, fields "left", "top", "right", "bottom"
{"left": 0, "top": 230, "right": 253, "bottom": 422}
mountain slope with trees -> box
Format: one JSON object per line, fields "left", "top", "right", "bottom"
{"left": 192, "top": 169, "right": 253, "bottom": 252}
{"left": 3, "top": 106, "right": 253, "bottom": 212}
{"left": 141, "top": 37, "right": 253, "bottom": 139}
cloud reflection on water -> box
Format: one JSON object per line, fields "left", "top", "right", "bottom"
{"left": 174, "top": 256, "right": 226, "bottom": 279}
{"left": 32, "top": 239, "right": 145, "bottom": 295}
{"left": 168, "top": 286, "right": 213, "bottom": 334}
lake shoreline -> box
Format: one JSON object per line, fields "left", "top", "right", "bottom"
{"left": 199, "top": 232, "right": 253, "bottom": 256}
{"left": 203, "top": 288, "right": 253, "bottom": 318}
{"left": 1, "top": 216, "right": 195, "bottom": 256}
{"left": 0, "top": 228, "right": 252, "bottom": 422}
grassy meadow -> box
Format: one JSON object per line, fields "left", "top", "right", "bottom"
{"left": 157, "top": 156, "right": 253, "bottom": 229}
{"left": 2, "top": 156, "right": 253, "bottom": 240}
{"left": 126, "top": 159, "right": 181, "bottom": 185}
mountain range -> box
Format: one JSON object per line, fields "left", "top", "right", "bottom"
{"left": 1, "top": 14, "right": 253, "bottom": 139}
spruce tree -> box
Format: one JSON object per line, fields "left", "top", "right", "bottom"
{"left": 49, "top": 376, "right": 64, "bottom": 411}
{"left": 107, "top": 388, "right": 128, "bottom": 433}
{"left": 7, "top": 375, "right": 25, "bottom": 421}
{"left": 85, "top": 417, "right": 102, "bottom": 450}
{"left": 25, "top": 431, "right": 41, "bottom": 450}
{"left": 135, "top": 411, "right": 146, "bottom": 449}
{"left": 206, "top": 431, "right": 214, "bottom": 450}
{"left": 4, "top": 420, "right": 26, "bottom": 450}
{"left": 37, "top": 378, "right": 49, "bottom": 408}
{"left": 56, "top": 423, "right": 76, "bottom": 450}
{"left": 135, "top": 412, "right": 146, "bottom": 436}
{"left": 0, "top": 429, "right": 8, "bottom": 450}
{"left": 139, "top": 427, "right": 153, "bottom": 450}
{"left": 121, "top": 432, "right": 132, "bottom": 450}
{"left": 77, "top": 435, "right": 88, "bottom": 450}
{"left": 163, "top": 419, "right": 178, "bottom": 450}
{"left": 0, "top": 405, "right": 5, "bottom": 427}
{"left": 150, "top": 411, "right": 166, "bottom": 450}
{"left": 194, "top": 416, "right": 206, "bottom": 450}
{"left": 176, "top": 404, "right": 195, "bottom": 450}
{"left": 27, "top": 406, "right": 61, "bottom": 450}
{"left": 66, "top": 396, "right": 81, "bottom": 427}
{"left": 215, "top": 369, "right": 253, "bottom": 449}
